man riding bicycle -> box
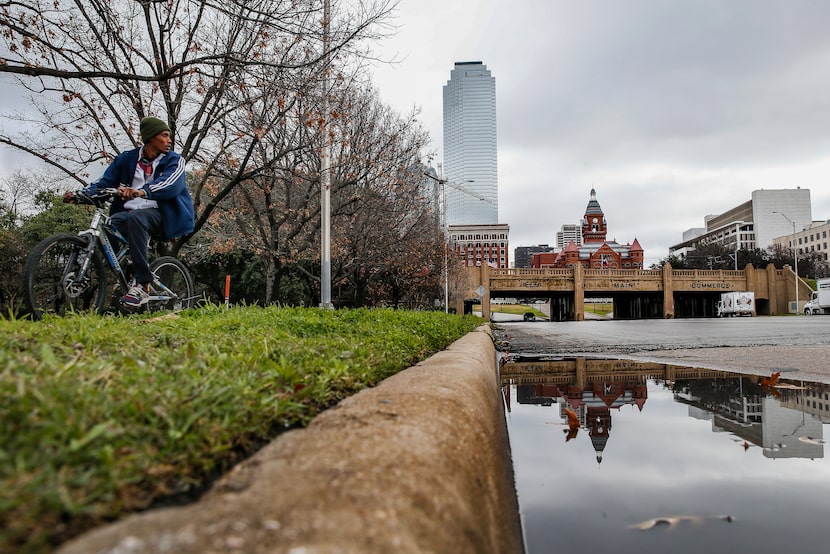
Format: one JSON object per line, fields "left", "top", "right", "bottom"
{"left": 64, "top": 117, "right": 194, "bottom": 309}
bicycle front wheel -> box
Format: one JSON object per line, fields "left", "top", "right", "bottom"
{"left": 149, "top": 256, "right": 195, "bottom": 312}
{"left": 22, "top": 234, "right": 108, "bottom": 320}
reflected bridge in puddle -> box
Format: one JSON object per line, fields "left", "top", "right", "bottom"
{"left": 501, "top": 356, "right": 830, "bottom": 554}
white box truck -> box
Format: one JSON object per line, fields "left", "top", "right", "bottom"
{"left": 804, "top": 278, "right": 830, "bottom": 315}
{"left": 716, "top": 291, "right": 755, "bottom": 317}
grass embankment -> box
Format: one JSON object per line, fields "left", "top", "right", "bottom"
{"left": 0, "top": 305, "right": 483, "bottom": 553}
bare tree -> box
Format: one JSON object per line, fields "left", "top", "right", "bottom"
{"left": 0, "top": 170, "right": 53, "bottom": 223}
{"left": 325, "top": 84, "right": 436, "bottom": 306}
{"left": 198, "top": 79, "right": 439, "bottom": 306}
{"left": 0, "top": 0, "right": 397, "bottom": 255}
{"left": 331, "top": 169, "right": 439, "bottom": 307}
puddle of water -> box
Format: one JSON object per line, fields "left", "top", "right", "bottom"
{"left": 501, "top": 356, "right": 830, "bottom": 554}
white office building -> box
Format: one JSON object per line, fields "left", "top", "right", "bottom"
{"left": 772, "top": 220, "right": 830, "bottom": 265}
{"left": 556, "top": 224, "right": 582, "bottom": 250}
{"left": 670, "top": 189, "right": 812, "bottom": 257}
{"left": 442, "top": 61, "right": 498, "bottom": 226}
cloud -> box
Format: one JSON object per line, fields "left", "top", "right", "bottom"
{"left": 371, "top": 0, "right": 830, "bottom": 259}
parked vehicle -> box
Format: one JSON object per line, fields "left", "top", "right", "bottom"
{"left": 804, "top": 278, "right": 830, "bottom": 315}
{"left": 716, "top": 291, "right": 755, "bottom": 317}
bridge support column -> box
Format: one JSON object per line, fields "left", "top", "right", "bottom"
{"left": 745, "top": 263, "right": 756, "bottom": 292}
{"left": 767, "top": 263, "right": 780, "bottom": 314}
{"left": 663, "top": 262, "right": 675, "bottom": 318}
{"left": 745, "top": 264, "right": 758, "bottom": 315}
{"left": 574, "top": 264, "right": 584, "bottom": 321}
{"left": 575, "top": 357, "right": 586, "bottom": 389}
{"left": 481, "top": 265, "right": 491, "bottom": 321}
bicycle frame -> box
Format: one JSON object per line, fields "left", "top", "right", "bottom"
{"left": 23, "top": 187, "right": 194, "bottom": 319}
{"left": 78, "top": 206, "right": 131, "bottom": 290}
{"left": 70, "top": 190, "right": 187, "bottom": 307}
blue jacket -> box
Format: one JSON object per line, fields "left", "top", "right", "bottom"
{"left": 83, "top": 147, "right": 195, "bottom": 240}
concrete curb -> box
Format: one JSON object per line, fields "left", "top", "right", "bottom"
{"left": 57, "top": 325, "right": 524, "bottom": 554}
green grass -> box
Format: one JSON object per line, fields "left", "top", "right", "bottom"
{"left": 586, "top": 302, "right": 613, "bottom": 316}
{"left": 0, "top": 305, "right": 483, "bottom": 553}
{"left": 475, "top": 304, "right": 547, "bottom": 317}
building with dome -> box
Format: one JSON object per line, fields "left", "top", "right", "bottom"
{"left": 531, "top": 189, "right": 644, "bottom": 270}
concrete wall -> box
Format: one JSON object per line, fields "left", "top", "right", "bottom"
{"left": 57, "top": 326, "right": 524, "bottom": 554}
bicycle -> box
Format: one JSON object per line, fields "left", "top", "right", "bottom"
{"left": 22, "top": 188, "right": 196, "bottom": 320}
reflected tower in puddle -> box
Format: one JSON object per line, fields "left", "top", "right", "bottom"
{"left": 502, "top": 356, "right": 830, "bottom": 554}
{"left": 501, "top": 356, "right": 828, "bottom": 461}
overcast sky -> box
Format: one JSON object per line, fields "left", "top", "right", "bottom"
{"left": 3, "top": 1, "right": 829, "bottom": 267}
{"left": 370, "top": 0, "right": 830, "bottom": 265}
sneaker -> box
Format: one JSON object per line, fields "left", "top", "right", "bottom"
{"left": 120, "top": 284, "right": 150, "bottom": 308}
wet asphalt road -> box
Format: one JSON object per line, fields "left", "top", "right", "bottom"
{"left": 491, "top": 315, "right": 830, "bottom": 382}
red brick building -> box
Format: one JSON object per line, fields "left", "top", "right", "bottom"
{"left": 531, "top": 189, "right": 644, "bottom": 269}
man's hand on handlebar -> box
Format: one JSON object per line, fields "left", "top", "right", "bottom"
{"left": 62, "top": 188, "right": 128, "bottom": 205}
{"left": 118, "top": 186, "right": 146, "bottom": 200}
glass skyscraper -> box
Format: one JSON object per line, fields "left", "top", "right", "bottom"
{"left": 442, "top": 61, "right": 498, "bottom": 225}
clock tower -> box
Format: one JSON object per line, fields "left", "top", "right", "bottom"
{"left": 581, "top": 188, "right": 607, "bottom": 244}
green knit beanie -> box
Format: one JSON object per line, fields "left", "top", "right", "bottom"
{"left": 140, "top": 117, "right": 170, "bottom": 143}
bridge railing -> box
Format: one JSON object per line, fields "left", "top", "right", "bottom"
{"left": 583, "top": 269, "right": 662, "bottom": 279}
{"left": 673, "top": 269, "right": 744, "bottom": 278}
{"left": 490, "top": 268, "right": 573, "bottom": 277}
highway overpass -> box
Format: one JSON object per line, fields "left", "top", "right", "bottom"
{"left": 460, "top": 263, "right": 811, "bottom": 321}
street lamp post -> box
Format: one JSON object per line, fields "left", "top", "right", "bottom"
{"left": 319, "top": 0, "right": 333, "bottom": 309}
{"left": 773, "top": 211, "right": 799, "bottom": 314}
{"left": 424, "top": 173, "right": 451, "bottom": 314}
{"left": 423, "top": 171, "right": 475, "bottom": 313}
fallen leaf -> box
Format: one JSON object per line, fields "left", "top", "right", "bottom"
{"left": 628, "top": 514, "right": 733, "bottom": 531}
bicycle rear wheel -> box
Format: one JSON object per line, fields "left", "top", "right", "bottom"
{"left": 22, "top": 234, "right": 108, "bottom": 320}
{"left": 149, "top": 256, "right": 195, "bottom": 312}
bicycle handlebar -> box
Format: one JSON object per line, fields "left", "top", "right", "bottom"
{"left": 73, "top": 187, "right": 122, "bottom": 207}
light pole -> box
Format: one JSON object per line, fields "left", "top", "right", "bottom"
{"left": 773, "top": 211, "right": 799, "bottom": 313}
{"left": 423, "top": 171, "right": 474, "bottom": 313}
{"left": 319, "top": 0, "right": 333, "bottom": 309}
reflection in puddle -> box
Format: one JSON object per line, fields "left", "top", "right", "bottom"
{"left": 501, "top": 357, "right": 830, "bottom": 554}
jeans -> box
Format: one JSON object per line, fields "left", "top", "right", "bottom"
{"left": 109, "top": 208, "right": 164, "bottom": 285}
